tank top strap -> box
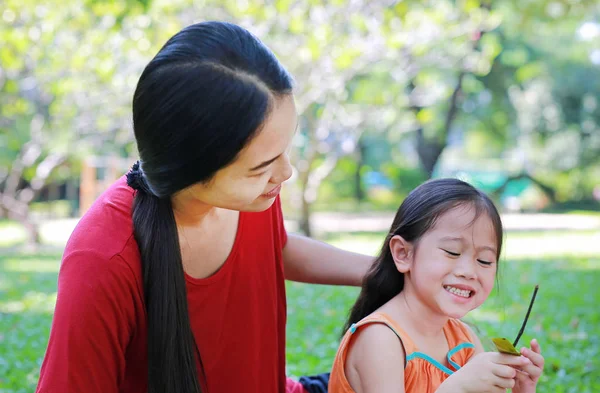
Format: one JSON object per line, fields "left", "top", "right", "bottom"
{"left": 347, "top": 312, "right": 417, "bottom": 355}
{"left": 443, "top": 319, "right": 477, "bottom": 371}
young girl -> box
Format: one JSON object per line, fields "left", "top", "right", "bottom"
{"left": 330, "top": 178, "right": 545, "bottom": 393}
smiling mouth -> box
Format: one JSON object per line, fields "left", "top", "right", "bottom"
{"left": 262, "top": 185, "right": 281, "bottom": 197}
{"left": 444, "top": 285, "right": 474, "bottom": 298}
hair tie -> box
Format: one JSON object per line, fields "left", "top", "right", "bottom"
{"left": 126, "top": 160, "right": 155, "bottom": 195}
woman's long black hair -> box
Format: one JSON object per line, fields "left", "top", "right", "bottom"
{"left": 128, "top": 21, "right": 292, "bottom": 393}
{"left": 343, "top": 178, "right": 504, "bottom": 334}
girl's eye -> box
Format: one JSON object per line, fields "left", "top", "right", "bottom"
{"left": 477, "top": 259, "right": 494, "bottom": 266}
{"left": 442, "top": 249, "right": 460, "bottom": 257}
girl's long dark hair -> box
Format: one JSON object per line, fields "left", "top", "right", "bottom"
{"left": 343, "top": 178, "right": 503, "bottom": 334}
{"left": 129, "top": 21, "right": 292, "bottom": 393}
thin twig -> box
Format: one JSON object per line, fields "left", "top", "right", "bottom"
{"left": 513, "top": 285, "right": 540, "bottom": 347}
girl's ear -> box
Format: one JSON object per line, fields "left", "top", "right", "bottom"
{"left": 389, "top": 235, "right": 414, "bottom": 273}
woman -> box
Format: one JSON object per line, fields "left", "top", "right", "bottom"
{"left": 36, "top": 21, "right": 371, "bottom": 393}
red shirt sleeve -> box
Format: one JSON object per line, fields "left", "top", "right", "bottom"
{"left": 36, "top": 252, "right": 139, "bottom": 393}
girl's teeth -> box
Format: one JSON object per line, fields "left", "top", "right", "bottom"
{"left": 444, "top": 286, "right": 471, "bottom": 298}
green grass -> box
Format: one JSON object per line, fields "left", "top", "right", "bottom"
{"left": 1, "top": 233, "right": 599, "bottom": 392}
{"left": 0, "top": 253, "right": 60, "bottom": 392}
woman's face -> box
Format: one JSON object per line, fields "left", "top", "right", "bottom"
{"left": 174, "top": 94, "right": 297, "bottom": 214}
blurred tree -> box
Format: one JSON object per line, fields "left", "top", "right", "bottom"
{"left": 456, "top": 0, "right": 600, "bottom": 203}
{"left": 0, "top": 0, "right": 155, "bottom": 244}
{"left": 2, "top": 0, "right": 599, "bottom": 245}
{"left": 400, "top": 1, "right": 498, "bottom": 177}
{"left": 212, "top": 0, "right": 510, "bottom": 234}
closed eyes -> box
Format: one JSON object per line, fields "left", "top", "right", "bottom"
{"left": 249, "top": 170, "right": 269, "bottom": 178}
{"left": 441, "top": 248, "right": 494, "bottom": 266}
{"left": 442, "top": 249, "right": 460, "bottom": 257}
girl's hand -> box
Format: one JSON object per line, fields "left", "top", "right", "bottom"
{"left": 439, "top": 352, "right": 529, "bottom": 393}
{"left": 512, "top": 339, "right": 544, "bottom": 393}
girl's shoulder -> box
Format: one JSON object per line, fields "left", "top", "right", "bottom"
{"left": 335, "top": 313, "right": 408, "bottom": 393}
{"left": 346, "top": 312, "right": 418, "bottom": 355}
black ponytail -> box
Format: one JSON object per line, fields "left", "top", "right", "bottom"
{"left": 132, "top": 188, "right": 203, "bottom": 392}
{"left": 128, "top": 162, "right": 203, "bottom": 392}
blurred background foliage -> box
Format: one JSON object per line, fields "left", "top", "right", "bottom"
{"left": 1, "top": 0, "right": 599, "bottom": 239}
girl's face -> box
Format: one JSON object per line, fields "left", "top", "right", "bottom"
{"left": 395, "top": 204, "right": 499, "bottom": 319}
{"left": 173, "top": 94, "right": 297, "bottom": 214}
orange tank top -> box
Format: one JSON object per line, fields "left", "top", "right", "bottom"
{"left": 329, "top": 313, "right": 476, "bottom": 393}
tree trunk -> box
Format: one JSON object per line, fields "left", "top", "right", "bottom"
{"left": 297, "top": 111, "right": 318, "bottom": 238}
{"left": 410, "top": 1, "right": 490, "bottom": 179}
{"left": 22, "top": 216, "right": 41, "bottom": 247}
{"left": 354, "top": 137, "right": 366, "bottom": 202}
{"left": 414, "top": 71, "right": 465, "bottom": 178}
{"left": 0, "top": 151, "right": 65, "bottom": 246}
{"left": 416, "top": 129, "right": 445, "bottom": 178}
{"left": 1, "top": 194, "right": 40, "bottom": 247}
{"left": 492, "top": 173, "right": 557, "bottom": 204}
{"left": 299, "top": 193, "right": 312, "bottom": 237}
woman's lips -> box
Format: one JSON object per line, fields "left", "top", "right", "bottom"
{"left": 261, "top": 184, "right": 282, "bottom": 198}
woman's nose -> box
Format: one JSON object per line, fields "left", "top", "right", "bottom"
{"left": 271, "top": 153, "right": 293, "bottom": 184}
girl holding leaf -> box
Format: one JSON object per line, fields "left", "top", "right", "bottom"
{"left": 329, "top": 179, "right": 545, "bottom": 393}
